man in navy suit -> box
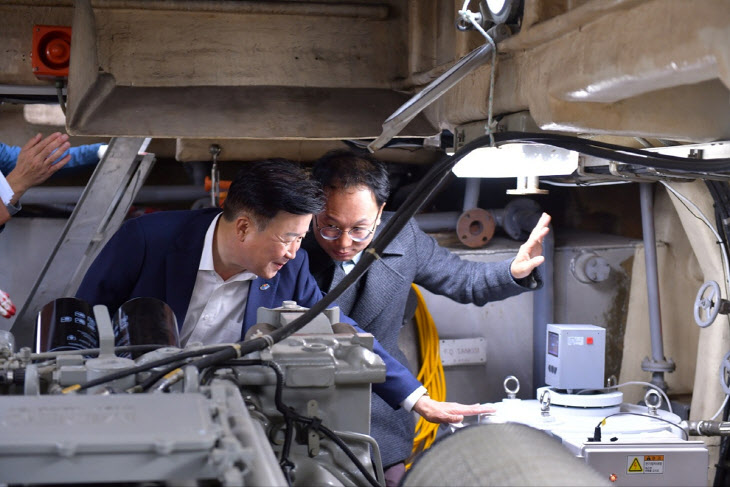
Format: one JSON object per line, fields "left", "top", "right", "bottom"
{"left": 76, "top": 158, "right": 495, "bottom": 415}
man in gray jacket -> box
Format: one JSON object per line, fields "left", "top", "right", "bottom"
{"left": 302, "top": 149, "right": 550, "bottom": 486}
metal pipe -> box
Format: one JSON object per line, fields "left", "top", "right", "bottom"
{"left": 414, "top": 212, "right": 460, "bottom": 232}
{"left": 20, "top": 185, "right": 208, "bottom": 205}
{"left": 533, "top": 225, "right": 554, "bottom": 391}
{"left": 463, "top": 179, "right": 480, "bottom": 212}
{"left": 414, "top": 208, "right": 505, "bottom": 234}
{"left": 639, "top": 183, "right": 674, "bottom": 390}
{"left": 368, "top": 24, "right": 511, "bottom": 152}
{"left": 2, "top": 0, "right": 389, "bottom": 18}
{"left": 684, "top": 420, "right": 730, "bottom": 436}
{"left": 641, "top": 183, "right": 664, "bottom": 361}
{"left": 330, "top": 430, "right": 385, "bottom": 485}
{"left": 0, "top": 84, "right": 66, "bottom": 96}
{"left": 491, "top": 208, "right": 506, "bottom": 228}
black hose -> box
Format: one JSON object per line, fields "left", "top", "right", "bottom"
{"left": 211, "top": 359, "right": 382, "bottom": 486}
{"left": 67, "top": 345, "right": 231, "bottom": 392}
{"left": 259, "top": 360, "right": 382, "bottom": 487}
{"left": 55, "top": 80, "right": 66, "bottom": 115}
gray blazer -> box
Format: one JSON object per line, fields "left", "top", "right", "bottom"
{"left": 303, "top": 211, "right": 541, "bottom": 467}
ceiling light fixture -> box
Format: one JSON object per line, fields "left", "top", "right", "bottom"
{"left": 452, "top": 143, "right": 579, "bottom": 178}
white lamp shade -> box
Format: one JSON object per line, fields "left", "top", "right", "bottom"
{"left": 452, "top": 143, "right": 579, "bottom": 178}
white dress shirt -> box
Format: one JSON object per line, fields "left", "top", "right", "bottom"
{"left": 0, "top": 172, "right": 14, "bottom": 213}
{"left": 179, "top": 214, "right": 258, "bottom": 346}
{"left": 0, "top": 172, "right": 13, "bottom": 206}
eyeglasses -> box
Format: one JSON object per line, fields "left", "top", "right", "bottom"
{"left": 314, "top": 211, "right": 381, "bottom": 242}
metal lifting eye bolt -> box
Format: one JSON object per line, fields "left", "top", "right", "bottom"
{"left": 644, "top": 389, "right": 662, "bottom": 416}
{"left": 503, "top": 375, "right": 520, "bottom": 399}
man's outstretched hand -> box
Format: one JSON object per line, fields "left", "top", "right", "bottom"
{"left": 412, "top": 395, "right": 495, "bottom": 423}
{"left": 6, "top": 133, "right": 71, "bottom": 205}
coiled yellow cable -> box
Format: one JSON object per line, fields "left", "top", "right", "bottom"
{"left": 408, "top": 284, "right": 446, "bottom": 465}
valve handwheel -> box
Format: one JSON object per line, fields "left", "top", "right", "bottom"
{"left": 694, "top": 280, "right": 725, "bottom": 328}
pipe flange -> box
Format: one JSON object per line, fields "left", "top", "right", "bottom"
{"left": 457, "top": 208, "right": 495, "bottom": 248}
{"left": 641, "top": 356, "right": 676, "bottom": 373}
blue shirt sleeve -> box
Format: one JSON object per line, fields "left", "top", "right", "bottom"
{"left": 0, "top": 144, "right": 21, "bottom": 176}
{"left": 51, "top": 143, "right": 102, "bottom": 168}
{"left": 0, "top": 142, "right": 102, "bottom": 175}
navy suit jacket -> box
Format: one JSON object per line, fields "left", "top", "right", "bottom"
{"left": 76, "top": 208, "right": 421, "bottom": 408}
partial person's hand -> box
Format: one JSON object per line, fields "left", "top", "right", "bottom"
{"left": 0, "top": 289, "right": 16, "bottom": 319}
{"left": 6, "top": 133, "right": 71, "bottom": 204}
{"left": 510, "top": 212, "right": 551, "bottom": 279}
{"left": 412, "top": 395, "right": 496, "bottom": 423}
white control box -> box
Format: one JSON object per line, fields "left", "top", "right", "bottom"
{"left": 545, "top": 324, "right": 605, "bottom": 390}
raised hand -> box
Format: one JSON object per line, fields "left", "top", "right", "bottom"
{"left": 6, "top": 133, "right": 72, "bottom": 204}
{"left": 510, "top": 212, "right": 551, "bottom": 279}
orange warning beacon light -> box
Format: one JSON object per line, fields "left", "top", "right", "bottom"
{"left": 31, "top": 25, "right": 72, "bottom": 79}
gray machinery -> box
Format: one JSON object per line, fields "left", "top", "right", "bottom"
{"left": 478, "top": 324, "right": 712, "bottom": 487}
{"left": 4, "top": 300, "right": 724, "bottom": 486}
{"left": 0, "top": 301, "right": 385, "bottom": 486}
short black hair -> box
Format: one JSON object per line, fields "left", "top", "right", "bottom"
{"left": 222, "top": 158, "right": 325, "bottom": 229}
{"left": 312, "top": 149, "right": 390, "bottom": 206}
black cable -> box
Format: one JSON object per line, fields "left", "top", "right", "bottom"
{"left": 280, "top": 416, "right": 295, "bottom": 486}
{"left": 199, "top": 359, "right": 262, "bottom": 386}
{"left": 302, "top": 416, "right": 382, "bottom": 487}
{"left": 200, "top": 366, "right": 218, "bottom": 386}
{"left": 505, "top": 132, "right": 730, "bottom": 166}
{"left": 468, "top": 132, "right": 730, "bottom": 174}
{"left": 55, "top": 80, "right": 66, "bottom": 115}
{"left": 597, "top": 412, "right": 688, "bottom": 441}
{"left": 257, "top": 360, "right": 382, "bottom": 487}
{"left": 139, "top": 358, "right": 269, "bottom": 392}
{"left": 706, "top": 181, "right": 730, "bottom": 249}
{"left": 206, "top": 359, "right": 296, "bottom": 483}
{"left": 33, "top": 343, "right": 163, "bottom": 361}
{"left": 66, "top": 345, "right": 231, "bottom": 392}
{"left": 208, "top": 359, "right": 381, "bottom": 486}
{"left": 135, "top": 360, "right": 188, "bottom": 392}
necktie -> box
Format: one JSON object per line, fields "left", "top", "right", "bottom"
{"left": 330, "top": 261, "right": 359, "bottom": 315}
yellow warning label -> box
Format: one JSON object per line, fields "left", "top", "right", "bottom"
{"left": 645, "top": 455, "right": 664, "bottom": 462}
{"left": 628, "top": 458, "right": 643, "bottom": 473}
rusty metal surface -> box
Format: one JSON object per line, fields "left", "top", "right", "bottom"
{"left": 456, "top": 208, "right": 496, "bottom": 248}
